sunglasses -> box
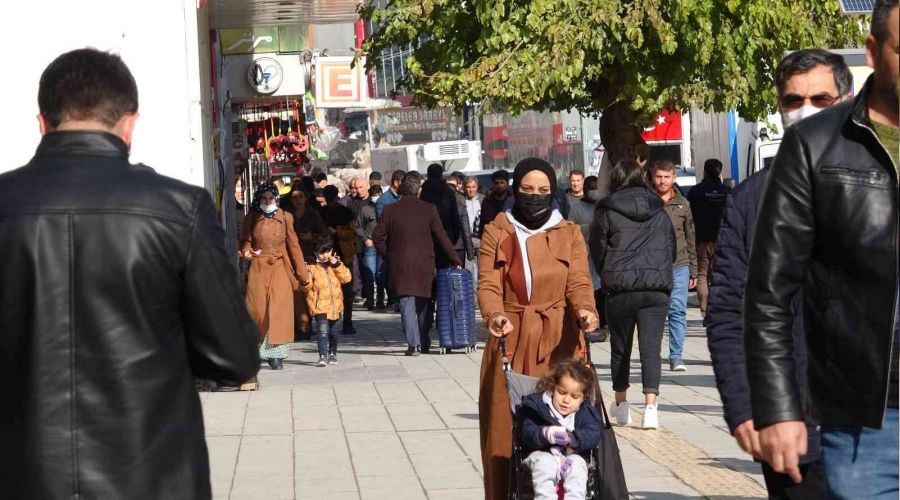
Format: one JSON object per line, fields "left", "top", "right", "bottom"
{"left": 780, "top": 93, "right": 839, "bottom": 111}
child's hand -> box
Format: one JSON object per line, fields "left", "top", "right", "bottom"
{"left": 541, "top": 426, "right": 570, "bottom": 446}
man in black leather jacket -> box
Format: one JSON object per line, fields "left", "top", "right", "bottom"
{"left": 706, "top": 49, "right": 853, "bottom": 499}
{"left": 744, "top": 2, "right": 900, "bottom": 496}
{"left": 0, "top": 49, "right": 259, "bottom": 499}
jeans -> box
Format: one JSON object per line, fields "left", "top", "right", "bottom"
{"left": 313, "top": 314, "right": 341, "bottom": 357}
{"left": 821, "top": 408, "right": 899, "bottom": 499}
{"left": 607, "top": 291, "right": 668, "bottom": 395}
{"left": 399, "top": 296, "right": 432, "bottom": 348}
{"left": 377, "top": 257, "right": 395, "bottom": 305}
{"left": 360, "top": 247, "right": 384, "bottom": 305}
{"left": 761, "top": 460, "right": 826, "bottom": 500}
{"left": 667, "top": 266, "right": 690, "bottom": 362}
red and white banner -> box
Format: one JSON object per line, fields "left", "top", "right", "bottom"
{"left": 641, "top": 109, "right": 683, "bottom": 142}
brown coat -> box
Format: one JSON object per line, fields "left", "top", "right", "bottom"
{"left": 241, "top": 209, "right": 309, "bottom": 345}
{"left": 477, "top": 213, "right": 596, "bottom": 500}
{"left": 372, "top": 196, "right": 462, "bottom": 298}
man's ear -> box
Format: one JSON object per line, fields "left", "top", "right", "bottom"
{"left": 865, "top": 34, "right": 878, "bottom": 70}
{"left": 113, "top": 112, "right": 139, "bottom": 146}
{"left": 37, "top": 114, "right": 52, "bottom": 136}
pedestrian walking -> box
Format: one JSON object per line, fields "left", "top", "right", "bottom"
{"left": 372, "top": 171, "right": 462, "bottom": 355}
{"left": 686, "top": 158, "right": 731, "bottom": 317}
{"left": 478, "top": 169, "right": 513, "bottom": 236}
{"left": 0, "top": 48, "right": 259, "bottom": 499}
{"left": 651, "top": 159, "right": 698, "bottom": 372}
{"left": 463, "top": 176, "right": 484, "bottom": 288}
{"left": 302, "top": 236, "right": 353, "bottom": 366}
{"left": 242, "top": 182, "right": 310, "bottom": 370}
{"left": 420, "top": 163, "right": 472, "bottom": 267}
{"left": 565, "top": 175, "right": 604, "bottom": 332}
{"left": 706, "top": 49, "right": 853, "bottom": 498}
{"left": 743, "top": 2, "right": 899, "bottom": 496}
{"left": 357, "top": 185, "right": 384, "bottom": 310}
{"left": 477, "top": 158, "right": 598, "bottom": 500}
{"left": 590, "top": 159, "right": 676, "bottom": 430}
{"left": 375, "top": 169, "right": 406, "bottom": 309}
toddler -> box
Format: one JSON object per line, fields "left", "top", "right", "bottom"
{"left": 519, "top": 360, "right": 602, "bottom": 500}
{"left": 301, "top": 236, "right": 352, "bottom": 366}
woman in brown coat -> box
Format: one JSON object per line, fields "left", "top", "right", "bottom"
{"left": 477, "top": 159, "right": 598, "bottom": 500}
{"left": 241, "top": 182, "right": 309, "bottom": 370}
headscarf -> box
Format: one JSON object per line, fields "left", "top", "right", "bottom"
{"left": 251, "top": 181, "right": 280, "bottom": 219}
{"left": 511, "top": 158, "right": 558, "bottom": 229}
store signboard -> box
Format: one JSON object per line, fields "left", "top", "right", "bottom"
{"left": 315, "top": 57, "right": 368, "bottom": 108}
{"left": 371, "top": 107, "right": 460, "bottom": 147}
{"left": 278, "top": 25, "right": 309, "bottom": 53}
{"left": 220, "top": 27, "right": 279, "bottom": 55}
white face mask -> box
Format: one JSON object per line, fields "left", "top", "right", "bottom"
{"left": 260, "top": 203, "right": 278, "bottom": 214}
{"left": 781, "top": 104, "right": 822, "bottom": 129}
{"left": 370, "top": 195, "right": 380, "bottom": 204}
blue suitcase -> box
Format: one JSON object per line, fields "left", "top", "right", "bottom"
{"left": 435, "top": 268, "right": 478, "bottom": 354}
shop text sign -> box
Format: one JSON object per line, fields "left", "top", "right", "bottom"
{"left": 371, "top": 107, "right": 460, "bottom": 147}
{"left": 315, "top": 57, "right": 368, "bottom": 108}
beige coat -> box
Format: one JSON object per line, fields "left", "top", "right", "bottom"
{"left": 477, "top": 213, "right": 596, "bottom": 500}
{"left": 241, "top": 209, "right": 308, "bottom": 345}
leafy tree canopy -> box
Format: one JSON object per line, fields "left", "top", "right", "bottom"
{"left": 360, "top": 0, "right": 865, "bottom": 130}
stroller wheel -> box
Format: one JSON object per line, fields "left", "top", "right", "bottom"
{"left": 440, "top": 347, "right": 447, "bottom": 355}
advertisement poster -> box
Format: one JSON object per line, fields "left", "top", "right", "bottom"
{"left": 370, "top": 107, "right": 460, "bottom": 147}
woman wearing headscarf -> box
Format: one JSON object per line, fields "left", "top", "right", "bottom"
{"left": 241, "top": 182, "right": 310, "bottom": 370}
{"left": 477, "top": 158, "right": 599, "bottom": 500}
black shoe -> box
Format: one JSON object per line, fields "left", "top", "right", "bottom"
{"left": 364, "top": 301, "right": 374, "bottom": 310}
{"left": 343, "top": 327, "right": 357, "bottom": 336}
{"left": 420, "top": 344, "right": 431, "bottom": 355}
{"left": 267, "top": 358, "right": 284, "bottom": 370}
{"left": 376, "top": 301, "right": 386, "bottom": 310}
{"left": 404, "top": 346, "right": 419, "bottom": 357}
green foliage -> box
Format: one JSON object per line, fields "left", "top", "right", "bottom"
{"left": 360, "top": 0, "right": 866, "bottom": 123}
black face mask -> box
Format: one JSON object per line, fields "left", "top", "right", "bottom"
{"left": 512, "top": 193, "right": 553, "bottom": 229}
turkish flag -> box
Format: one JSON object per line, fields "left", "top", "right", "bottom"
{"left": 641, "top": 109, "right": 683, "bottom": 142}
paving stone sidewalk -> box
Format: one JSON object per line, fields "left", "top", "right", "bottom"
{"left": 200, "top": 304, "right": 767, "bottom": 499}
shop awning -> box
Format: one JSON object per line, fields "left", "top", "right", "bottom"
{"left": 208, "top": 0, "right": 362, "bottom": 29}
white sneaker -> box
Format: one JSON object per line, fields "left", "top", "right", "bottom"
{"left": 612, "top": 401, "right": 632, "bottom": 426}
{"left": 642, "top": 404, "right": 659, "bottom": 429}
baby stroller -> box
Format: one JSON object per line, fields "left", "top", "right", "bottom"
{"left": 500, "top": 331, "right": 625, "bottom": 500}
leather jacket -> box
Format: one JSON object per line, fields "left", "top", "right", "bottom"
{"left": 744, "top": 77, "right": 899, "bottom": 430}
{"left": 0, "top": 132, "right": 260, "bottom": 498}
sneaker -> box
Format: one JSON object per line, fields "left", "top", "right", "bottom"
{"left": 670, "top": 358, "right": 687, "bottom": 372}
{"left": 328, "top": 353, "right": 338, "bottom": 365}
{"left": 316, "top": 356, "right": 327, "bottom": 367}
{"left": 404, "top": 346, "right": 419, "bottom": 357}
{"left": 642, "top": 404, "right": 659, "bottom": 429}
{"left": 612, "top": 401, "right": 632, "bottom": 426}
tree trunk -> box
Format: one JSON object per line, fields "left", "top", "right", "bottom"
{"left": 595, "top": 101, "right": 647, "bottom": 198}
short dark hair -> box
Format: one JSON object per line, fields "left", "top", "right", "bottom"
{"left": 38, "top": 48, "right": 138, "bottom": 129}
{"left": 872, "top": 0, "right": 898, "bottom": 43}
{"left": 313, "top": 172, "right": 328, "bottom": 183}
{"left": 609, "top": 159, "right": 647, "bottom": 193}
{"left": 651, "top": 159, "right": 677, "bottom": 174}
{"left": 399, "top": 171, "right": 423, "bottom": 196}
{"left": 315, "top": 235, "right": 334, "bottom": 254}
{"left": 427, "top": 163, "right": 444, "bottom": 179}
{"left": 450, "top": 171, "right": 466, "bottom": 184}
{"left": 323, "top": 185, "right": 339, "bottom": 202}
{"left": 703, "top": 159, "right": 724, "bottom": 179}
{"left": 632, "top": 143, "right": 650, "bottom": 163}
{"left": 390, "top": 169, "right": 407, "bottom": 183}
{"left": 368, "top": 185, "right": 383, "bottom": 197}
{"left": 491, "top": 170, "right": 510, "bottom": 182}
{"left": 569, "top": 169, "right": 585, "bottom": 178}
{"left": 775, "top": 49, "right": 853, "bottom": 98}
{"left": 369, "top": 171, "right": 382, "bottom": 181}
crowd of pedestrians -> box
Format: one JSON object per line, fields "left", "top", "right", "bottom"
{"left": 1, "top": 1, "right": 896, "bottom": 498}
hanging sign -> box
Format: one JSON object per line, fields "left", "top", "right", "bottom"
{"left": 247, "top": 57, "right": 284, "bottom": 95}
{"left": 315, "top": 57, "right": 368, "bottom": 108}
{"left": 220, "top": 27, "right": 279, "bottom": 55}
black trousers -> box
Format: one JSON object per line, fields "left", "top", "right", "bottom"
{"left": 607, "top": 290, "right": 668, "bottom": 395}
{"left": 761, "top": 460, "right": 826, "bottom": 499}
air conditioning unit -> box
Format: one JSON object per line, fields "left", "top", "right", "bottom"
{"left": 423, "top": 140, "right": 471, "bottom": 161}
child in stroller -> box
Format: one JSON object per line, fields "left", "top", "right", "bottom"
{"left": 517, "top": 360, "right": 602, "bottom": 500}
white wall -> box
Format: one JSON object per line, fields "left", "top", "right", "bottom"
{"left": 0, "top": 0, "right": 211, "bottom": 189}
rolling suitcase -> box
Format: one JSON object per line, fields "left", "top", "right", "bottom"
{"left": 435, "top": 268, "right": 477, "bottom": 354}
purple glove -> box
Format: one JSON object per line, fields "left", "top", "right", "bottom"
{"left": 541, "top": 426, "right": 571, "bottom": 446}
{"left": 560, "top": 456, "right": 575, "bottom": 479}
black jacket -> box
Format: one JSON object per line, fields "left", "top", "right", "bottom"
{"left": 705, "top": 168, "right": 819, "bottom": 463}
{"left": 686, "top": 177, "right": 731, "bottom": 243}
{"left": 589, "top": 187, "right": 676, "bottom": 294}
{"left": 420, "top": 179, "right": 466, "bottom": 267}
{"left": 0, "top": 132, "right": 259, "bottom": 499}
{"left": 517, "top": 393, "right": 602, "bottom": 460}
{"left": 744, "top": 78, "right": 899, "bottom": 429}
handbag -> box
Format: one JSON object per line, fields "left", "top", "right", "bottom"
{"left": 593, "top": 383, "right": 629, "bottom": 500}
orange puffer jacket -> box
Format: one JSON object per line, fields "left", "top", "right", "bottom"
{"left": 301, "top": 261, "right": 352, "bottom": 320}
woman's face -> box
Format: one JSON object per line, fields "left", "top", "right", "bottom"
{"left": 518, "top": 170, "right": 552, "bottom": 196}
{"left": 292, "top": 191, "right": 306, "bottom": 207}
{"left": 260, "top": 192, "right": 277, "bottom": 205}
